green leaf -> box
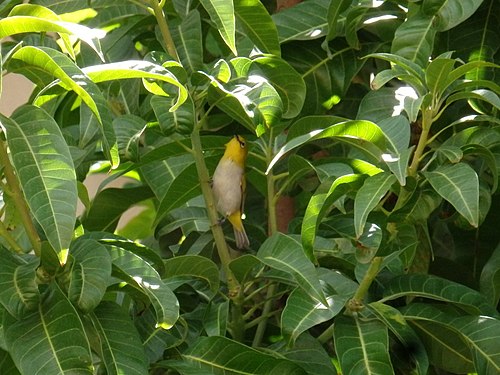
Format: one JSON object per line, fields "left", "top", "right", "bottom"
{"left": 369, "top": 302, "right": 429, "bottom": 375}
{"left": 107, "top": 245, "right": 179, "bottom": 329}
{"left": 155, "top": 158, "right": 218, "bottom": 224}
{"left": 206, "top": 79, "right": 259, "bottom": 130}
{"left": 113, "top": 115, "right": 146, "bottom": 161}
{"left": 250, "top": 56, "right": 306, "bottom": 118}
{"left": 229, "top": 254, "right": 262, "bottom": 284}
{"left": 84, "top": 232, "right": 165, "bottom": 275}
{"left": 272, "top": 0, "right": 329, "bottom": 43}
{"left": 480, "top": 242, "right": 500, "bottom": 306}
{"left": 423, "top": 163, "right": 479, "bottom": 227}
{"left": 8, "top": 4, "right": 76, "bottom": 59}
{"left": 0, "top": 13, "right": 104, "bottom": 59}
{"left": 179, "top": 336, "right": 307, "bottom": 374}
{"left": 356, "top": 88, "right": 399, "bottom": 123}
{"left": 4, "top": 284, "right": 93, "bottom": 374}
{"left": 235, "top": 0, "right": 280, "bottom": 56}
{"left": 268, "top": 117, "right": 388, "bottom": 172}
{"left": 199, "top": 0, "right": 237, "bottom": 55}
{"left": 282, "top": 287, "right": 346, "bottom": 345}
{"left": 273, "top": 333, "right": 338, "bottom": 375}
{"left": 446, "top": 89, "right": 500, "bottom": 111}
{"left": 402, "top": 303, "right": 500, "bottom": 375}
{"left": 82, "top": 61, "right": 188, "bottom": 112}
{"left": 257, "top": 233, "right": 327, "bottom": 305}
{"left": 1, "top": 106, "right": 77, "bottom": 255}
{"left": 0, "top": 247, "right": 39, "bottom": 319}
{"left": 302, "top": 174, "right": 365, "bottom": 261}
{"left": 171, "top": 10, "right": 203, "bottom": 73}
{"left": 11, "top": 46, "right": 118, "bottom": 167}
{"left": 364, "top": 53, "right": 425, "bottom": 91}
{"left": 151, "top": 95, "right": 195, "bottom": 136}
{"left": 423, "top": 0, "right": 484, "bottom": 31}
{"left": 0, "top": 349, "right": 19, "bottom": 375}
{"left": 164, "top": 255, "right": 220, "bottom": 300}
{"left": 425, "top": 58, "right": 456, "bottom": 98}
{"left": 326, "top": 0, "right": 351, "bottom": 40}
{"left": 204, "top": 301, "right": 229, "bottom": 337}
{"left": 402, "top": 306, "right": 474, "bottom": 373}
{"left": 334, "top": 315, "right": 395, "bottom": 375}
{"left": 91, "top": 301, "right": 148, "bottom": 375}
{"left": 391, "top": 10, "right": 436, "bottom": 67}
{"left": 67, "top": 238, "right": 112, "bottom": 313}
{"left": 135, "top": 307, "right": 187, "bottom": 362}
{"left": 354, "top": 172, "right": 397, "bottom": 238}
{"left": 382, "top": 274, "right": 498, "bottom": 316}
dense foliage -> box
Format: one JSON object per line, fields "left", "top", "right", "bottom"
{"left": 0, "top": 0, "right": 499, "bottom": 374}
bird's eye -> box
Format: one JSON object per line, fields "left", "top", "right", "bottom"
{"left": 235, "top": 135, "right": 245, "bottom": 148}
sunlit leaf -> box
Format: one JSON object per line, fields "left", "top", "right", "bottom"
{"left": 200, "top": 0, "right": 237, "bottom": 55}
{"left": 354, "top": 172, "right": 397, "bottom": 238}
{"left": 235, "top": 0, "right": 280, "bottom": 56}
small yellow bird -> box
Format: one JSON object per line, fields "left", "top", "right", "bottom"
{"left": 212, "top": 135, "right": 250, "bottom": 249}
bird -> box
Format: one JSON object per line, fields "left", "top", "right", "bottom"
{"left": 212, "top": 135, "right": 250, "bottom": 249}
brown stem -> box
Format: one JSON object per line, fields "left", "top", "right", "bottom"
{"left": 0, "top": 138, "right": 41, "bottom": 255}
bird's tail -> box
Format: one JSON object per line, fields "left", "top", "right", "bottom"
{"left": 228, "top": 212, "right": 250, "bottom": 249}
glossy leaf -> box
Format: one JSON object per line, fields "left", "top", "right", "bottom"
{"left": 4, "top": 284, "right": 93, "bottom": 374}
{"left": 151, "top": 95, "right": 194, "bottom": 136}
{"left": 107, "top": 245, "right": 179, "bottom": 329}
{"left": 156, "top": 157, "right": 218, "bottom": 224}
{"left": 0, "top": 13, "right": 104, "bottom": 59}
{"left": 354, "top": 172, "right": 397, "bottom": 238}
{"left": 82, "top": 61, "right": 188, "bottom": 111}
{"left": 171, "top": 10, "right": 203, "bottom": 72}
{"left": 179, "top": 336, "right": 307, "bottom": 374}
{"left": 204, "top": 301, "right": 229, "bottom": 337}
{"left": 164, "top": 255, "right": 220, "bottom": 300}
{"left": 11, "top": 46, "right": 117, "bottom": 166}
{"left": 272, "top": 0, "right": 329, "bottom": 43}
{"left": 402, "top": 303, "right": 500, "bottom": 375}
{"left": 334, "top": 315, "right": 395, "bottom": 375}
{"left": 391, "top": 11, "right": 435, "bottom": 67}
{"left": 302, "top": 174, "right": 365, "bottom": 261}
{"left": 250, "top": 56, "right": 306, "bottom": 118}
{"left": 424, "top": 0, "right": 484, "bottom": 31}
{"left": 268, "top": 118, "right": 388, "bottom": 172}
{"left": 91, "top": 301, "right": 148, "bottom": 375}
{"left": 382, "top": 274, "right": 498, "bottom": 316}
{"left": 326, "top": 0, "right": 351, "bottom": 40}
{"left": 235, "top": 0, "right": 280, "bottom": 56}
{"left": 67, "top": 238, "right": 112, "bottom": 313}
{"left": 423, "top": 163, "right": 479, "bottom": 227}
{"left": 282, "top": 287, "right": 346, "bottom": 345}
{"left": 1, "top": 106, "right": 77, "bottom": 255}
{"left": 258, "top": 233, "right": 326, "bottom": 305}
{"left": 199, "top": 0, "right": 237, "bottom": 55}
